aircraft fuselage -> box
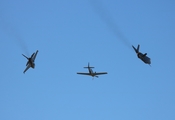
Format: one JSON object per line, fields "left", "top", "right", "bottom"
{"left": 26, "top": 56, "right": 35, "bottom": 68}
{"left": 26, "top": 61, "right": 35, "bottom": 68}
{"left": 87, "top": 68, "right": 98, "bottom": 77}
{"left": 137, "top": 53, "right": 151, "bottom": 64}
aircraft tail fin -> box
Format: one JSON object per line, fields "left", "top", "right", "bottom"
{"left": 132, "top": 45, "right": 137, "bottom": 53}
{"left": 137, "top": 44, "right": 140, "bottom": 52}
{"left": 132, "top": 44, "right": 140, "bottom": 53}
{"left": 84, "top": 62, "right": 94, "bottom": 68}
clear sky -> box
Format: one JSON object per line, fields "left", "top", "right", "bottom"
{"left": 0, "top": 0, "right": 175, "bottom": 120}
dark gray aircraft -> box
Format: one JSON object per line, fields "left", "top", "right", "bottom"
{"left": 77, "top": 63, "right": 107, "bottom": 78}
{"left": 132, "top": 45, "right": 151, "bottom": 65}
{"left": 22, "top": 50, "right": 38, "bottom": 73}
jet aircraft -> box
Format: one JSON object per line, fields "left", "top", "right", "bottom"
{"left": 22, "top": 50, "right": 38, "bottom": 73}
{"left": 77, "top": 63, "right": 107, "bottom": 78}
{"left": 132, "top": 44, "right": 151, "bottom": 65}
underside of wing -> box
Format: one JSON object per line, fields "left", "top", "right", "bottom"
{"left": 77, "top": 73, "right": 90, "bottom": 75}
{"left": 23, "top": 64, "right": 31, "bottom": 73}
{"left": 94, "top": 72, "right": 107, "bottom": 75}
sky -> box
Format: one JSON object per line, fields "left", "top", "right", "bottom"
{"left": 0, "top": 0, "right": 175, "bottom": 120}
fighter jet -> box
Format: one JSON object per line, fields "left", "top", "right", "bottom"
{"left": 132, "top": 44, "right": 151, "bottom": 65}
{"left": 22, "top": 50, "right": 38, "bottom": 73}
{"left": 77, "top": 63, "right": 107, "bottom": 78}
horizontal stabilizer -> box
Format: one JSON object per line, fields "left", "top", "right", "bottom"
{"left": 84, "top": 67, "right": 94, "bottom": 69}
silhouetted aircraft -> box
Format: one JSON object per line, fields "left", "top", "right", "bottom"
{"left": 132, "top": 44, "right": 151, "bottom": 65}
{"left": 77, "top": 63, "right": 107, "bottom": 78}
{"left": 22, "top": 50, "right": 38, "bottom": 73}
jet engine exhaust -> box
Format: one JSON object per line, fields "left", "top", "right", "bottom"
{"left": 89, "top": 0, "right": 132, "bottom": 50}
{"left": 0, "top": 16, "right": 29, "bottom": 56}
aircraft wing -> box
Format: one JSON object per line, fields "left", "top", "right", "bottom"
{"left": 77, "top": 72, "right": 91, "bottom": 75}
{"left": 32, "top": 50, "right": 38, "bottom": 62}
{"left": 94, "top": 72, "right": 107, "bottom": 75}
{"left": 23, "top": 64, "right": 31, "bottom": 73}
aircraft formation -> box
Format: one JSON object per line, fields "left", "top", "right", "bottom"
{"left": 22, "top": 44, "right": 151, "bottom": 77}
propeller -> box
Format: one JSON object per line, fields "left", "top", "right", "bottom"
{"left": 92, "top": 76, "right": 98, "bottom": 80}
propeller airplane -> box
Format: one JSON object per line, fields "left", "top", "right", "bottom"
{"left": 77, "top": 63, "right": 107, "bottom": 78}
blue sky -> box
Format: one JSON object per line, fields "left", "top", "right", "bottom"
{"left": 0, "top": 0, "right": 175, "bottom": 120}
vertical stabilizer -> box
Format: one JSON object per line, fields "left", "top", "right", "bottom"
{"left": 137, "top": 44, "right": 140, "bottom": 52}
{"left": 84, "top": 63, "right": 94, "bottom": 68}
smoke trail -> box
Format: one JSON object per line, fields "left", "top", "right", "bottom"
{"left": 89, "top": 0, "right": 132, "bottom": 50}
{"left": 0, "top": 16, "right": 29, "bottom": 56}
{"left": 15, "top": 31, "right": 30, "bottom": 56}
